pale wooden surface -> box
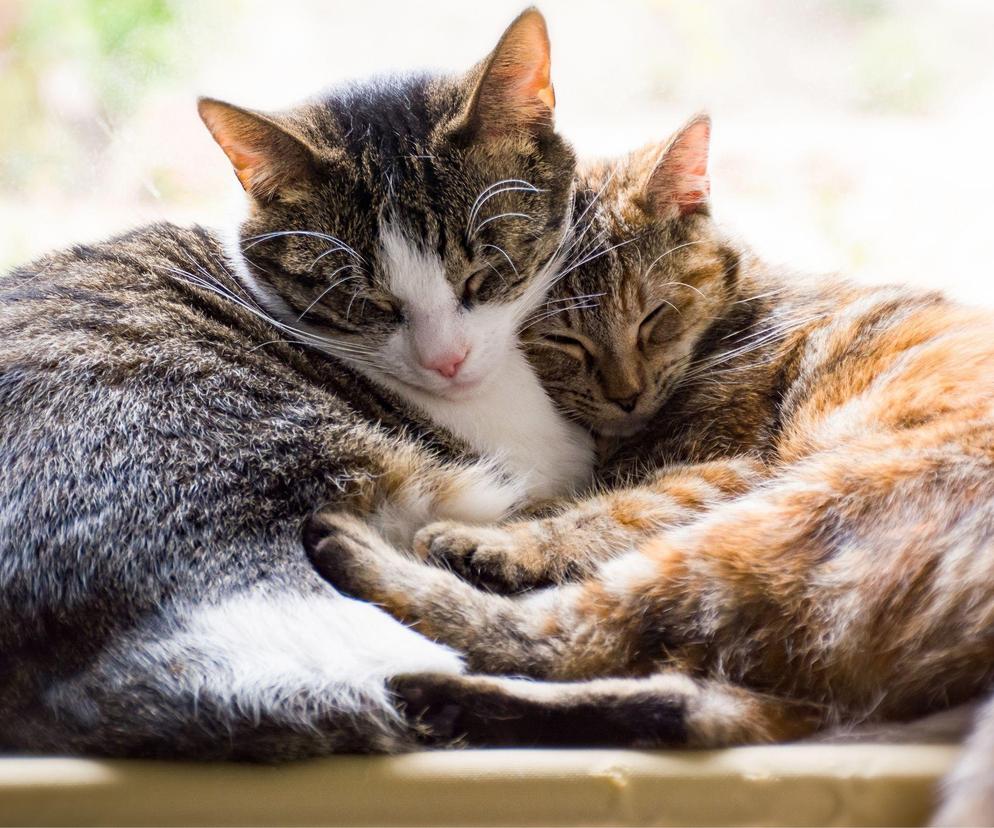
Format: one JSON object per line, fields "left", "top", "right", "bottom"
{"left": 0, "top": 744, "right": 959, "bottom": 827}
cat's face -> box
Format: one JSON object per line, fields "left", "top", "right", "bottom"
{"left": 526, "top": 117, "right": 738, "bottom": 436}
{"left": 201, "top": 10, "right": 574, "bottom": 400}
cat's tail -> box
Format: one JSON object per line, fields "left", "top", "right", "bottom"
{"left": 931, "top": 690, "right": 994, "bottom": 826}
{"left": 2, "top": 581, "right": 464, "bottom": 760}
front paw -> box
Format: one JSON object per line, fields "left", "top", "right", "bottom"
{"left": 390, "top": 673, "right": 471, "bottom": 747}
{"left": 413, "top": 521, "right": 546, "bottom": 593}
{"left": 303, "top": 508, "right": 392, "bottom": 601}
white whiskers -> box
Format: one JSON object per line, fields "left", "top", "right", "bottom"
{"left": 466, "top": 178, "right": 541, "bottom": 232}
{"left": 161, "top": 262, "right": 380, "bottom": 369}
{"left": 243, "top": 230, "right": 366, "bottom": 265}
{"left": 642, "top": 241, "right": 710, "bottom": 283}
{"left": 676, "top": 309, "right": 828, "bottom": 388}
{"left": 472, "top": 211, "right": 533, "bottom": 236}
{"left": 297, "top": 267, "right": 364, "bottom": 321}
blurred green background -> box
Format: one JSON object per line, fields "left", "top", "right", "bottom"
{"left": 2, "top": 0, "right": 992, "bottom": 300}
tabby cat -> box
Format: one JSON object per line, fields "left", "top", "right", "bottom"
{"left": 0, "top": 9, "right": 595, "bottom": 760}
{"left": 308, "top": 115, "right": 994, "bottom": 822}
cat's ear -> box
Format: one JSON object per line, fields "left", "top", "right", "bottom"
{"left": 198, "top": 98, "right": 318, "bottom": 201}
{"left": 463, "top": 7, "right": 556, "bottom": 138}
{"left": 644, "top": 114, "right": 711, "bottom": 220}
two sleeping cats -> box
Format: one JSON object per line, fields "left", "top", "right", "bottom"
{"left": 2, "top": 4, "right": 991, "bottom": 824}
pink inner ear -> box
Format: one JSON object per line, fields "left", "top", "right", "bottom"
{"left": 220, "top": 142, "right": 267, "bottom": 191}
{"left": 474, "top": 10, "right": 555, "bottom": 133}
{"left": 514, "top": 52, "right": 553, "bottom": 110}
{"left": 649, "top": 118, "right": 712, "bottom": 217}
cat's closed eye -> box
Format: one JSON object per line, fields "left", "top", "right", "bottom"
{"left": 461, "top": 268, "right": 490, "bottom": 308}
{"left": 537, "top": 331, "right": 594, "bottom": 365}
{"left": 461, "top": 264, "right": 506, "bottom": 307}
{"left": 363, "top": 297, "right": 404, "bottom": 324}
{"left": 638, "top": 302, "right": 680, "bottom": 348}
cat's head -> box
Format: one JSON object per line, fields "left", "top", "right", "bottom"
{"left": 199, "top": 9, "right": 574, "bottom": 400}
{"left": 526, "top": 115, "right": 740, "bottom": 436}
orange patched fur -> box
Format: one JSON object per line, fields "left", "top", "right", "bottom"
{"left": 307, "top": 116, "right": 994, "bottom": 823}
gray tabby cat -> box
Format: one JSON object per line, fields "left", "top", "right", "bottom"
{"left": 0, "top": 9, "right": 593, "bottom": 760}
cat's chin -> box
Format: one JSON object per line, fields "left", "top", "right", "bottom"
{"left": 433, "top": 376, "right": 485, "bottom": 401}
{"left": 596, "top": 416, "right": 649, "bottom": 439}
{"left": 383, "top": 371, "right": 485, "bottom": 403}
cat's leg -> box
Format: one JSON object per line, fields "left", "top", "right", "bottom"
{"left": 413, "top": 456, "right": 765, "bottom": 591}
{"left": 4, "top": 578, "right": 464, "bottom": 759}
{"left": 392, "top": 671, "right": 822, "bottom": 748}
{"left": 346, "top": 439, "right": 527, "bottom": 547}
{"left": 306, "top": 509, "right": 578, "bottom": 676}
{"left": 310, "top": 446, "right": 994, "bottom": 711}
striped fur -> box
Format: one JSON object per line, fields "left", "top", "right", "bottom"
{"left": 0, "top": 9, "right": 591, "bottom": 760}
{"left": 309, "top": 116, "right": 994, "bottom": 821}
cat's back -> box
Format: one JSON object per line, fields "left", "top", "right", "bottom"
{"left": 607, "top": 279, "right": 994, "bottom": 476}
{"left": 777, "top": 286, "right": 994, "bottom": 456}
{"left": 1, "top": 222, "right": 274, "bottom": 368}
{"left": 0, "top": 223, "right": 315, "bottom": 489}
{"left": 0, "top": 224, "right": 378, "bottom": 605}
{"left": 682, "top": 280, "right": 994, "bottom": 460}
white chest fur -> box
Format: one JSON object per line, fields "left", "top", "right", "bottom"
{"left": 390, "top": 348, "right": 595, "bottom": 502}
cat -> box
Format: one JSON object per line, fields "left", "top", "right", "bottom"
{"left": 0, "top": 8, "right": 595, "bottom": 760}
{"left": 308, "top": 114, "right": 994, "bottom": 821}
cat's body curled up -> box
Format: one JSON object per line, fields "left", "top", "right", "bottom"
{"left": 0, "top": 10, "right": 594, "bottom": 759}
{"left": 312, "top": 115, "right": 994, "bottom": 823}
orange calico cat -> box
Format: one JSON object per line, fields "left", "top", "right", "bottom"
{"left": 307, "top": 116, "right": 994, "bottom": 824}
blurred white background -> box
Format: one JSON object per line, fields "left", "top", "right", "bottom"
{"left": 2, "top": 0, "right": 993, "bottom": 301}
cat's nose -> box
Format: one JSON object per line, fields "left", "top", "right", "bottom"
{"left": 422, "top": 347, "right": 469, "bottom": 378}
{"left": 610, "top": 392, "right": 640, "bottom": 413}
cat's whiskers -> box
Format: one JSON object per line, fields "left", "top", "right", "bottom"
{"left": 537, "top": 172, "right": 616, "bottom": 292}
{"left": 568, "top": 167, "right": 617, "bottom": 247}
{"left": 345, "top": 283, "right": 365, "bottom": 321}
{"left": 690, "top": 320, "right": 810, "bottom": 375}
{"left": 559, "top": 225, "right": 607, "bottom": 275}
{"left": 180, "top": 248, "right": 251, "bottom": 300}
{"left": 730, "top": 287, "right": 789, "bottom": 307}
{"left": 297, "top": 268, "right": 365, "bottom": 321}
{"left": 553, "top": 161, "right": 634, "bottom": 275}
{"left": 557, "top": 235, "right": 643, "bottom": 280}
{"left": 467, "top": 178, "right": 539, "bottom": 232}
{"left": 162, "top": 265, "right": 381, "bottom": 369}
{"left": 521, "top": 299, "right": 601, "bottom": 329}
{"left": 544, "top": 291, "right": 608, "bottom": 306}
{"left": 642, "top": 241, "right": 710, "bottom": 281}
{"left": 472, "top": 212, "right": 534, "bottom": 237}
{"left": 511, "top": 198, "right": 580, "bottom": 325}
{"left": 521, "top": 291, "right": 607, "bottom": 327}
{"left": 677, "top": 310, "right": 829, "bottom": 387}
{"left": 242, "top": 230, "right": 366, "bottom": 265}
{"left": 659, "top": 280, "right": 707, "bottom": 300}
{"left": 483, "top": 261, "right": 507, "bottom": 285}
{"left": 467, "top": 176, "right": 546, "bottom": 243}
{"left": 480, "top": 243, "right": 519, "bottom": 280}
{"left": 308, "top": 247, "right": 366, "bottom": 274}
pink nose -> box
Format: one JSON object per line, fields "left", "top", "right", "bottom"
{"left": 422, "top": 348, "right": 469, "bottom": 379}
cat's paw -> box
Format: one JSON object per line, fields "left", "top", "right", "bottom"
{"left": 413, "top": 521, "right": 546, "bottom": 593}
{"left": 390, "top": 673, "right": 472, "bottom": 747}
{"left": 303, "top": 508, "right": 394, "bottom": 601}
{"left": 390, "top": 673, "right": 533, "bottom": 748}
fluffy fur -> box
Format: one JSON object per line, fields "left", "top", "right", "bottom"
{"left": 309, "top": 115, "right": 994, "bottom": 822}
{"left": 0, "top": 9, "right": 594, "bottom": 760}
